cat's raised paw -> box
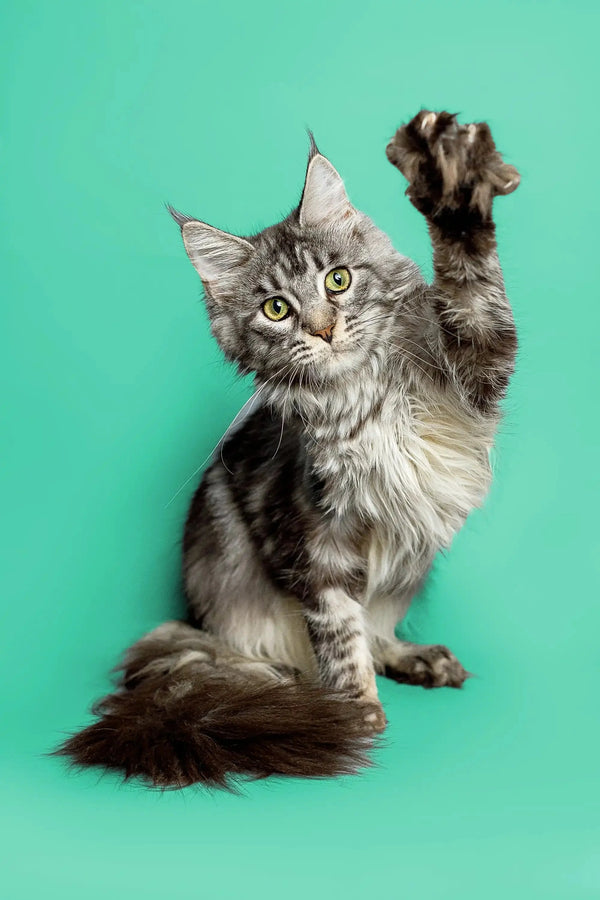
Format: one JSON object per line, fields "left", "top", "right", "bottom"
{"left": 386, "top": 110, "right": 520, "bottom": 224}
{"left": 385, "top": 644, "right": 470, "bottom": 689}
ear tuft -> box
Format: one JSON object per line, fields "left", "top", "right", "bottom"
{"left": 166, "top": 203, "right": 195, "bottom": 229}
{"left": 299, "top": 154, "right": 355, "bottom": 228}
{"left": 306, "top": 129, "right": 320, "bottom": 161}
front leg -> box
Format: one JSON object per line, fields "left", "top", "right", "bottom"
{"left": 387, "top": 110, "right": 519, "bottom": 414}
{"left": 303, "top": 588, "right": 386, "bottom": 733}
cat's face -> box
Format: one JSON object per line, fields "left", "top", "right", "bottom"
{"left": 173, "top": 150, "right": 417, "bottom": 387}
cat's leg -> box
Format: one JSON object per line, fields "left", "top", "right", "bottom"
{"left": 303, "top": 588, "right": 387, "bottom": 732}
{"left": 185, "top": 470, "right": 385, "bottom": 730}
{"left": 386, "top": 110, "right": 519, "bottom": 414}
{"left": 372, "top": 636, "right": 470, "bottom": 689}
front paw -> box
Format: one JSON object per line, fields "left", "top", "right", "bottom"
{"left": 386, "top": 110, "right": 520, "bottom": 225}
{"left": 359, "top": 699, "right": 388, "bottom": 735}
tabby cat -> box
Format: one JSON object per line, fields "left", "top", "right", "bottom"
{"left": 57, "top": 110, "right": 519, "bottom": 788}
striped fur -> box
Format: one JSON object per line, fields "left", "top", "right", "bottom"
{"left": 57, "top": 111, "right": 518, "bottom": 787}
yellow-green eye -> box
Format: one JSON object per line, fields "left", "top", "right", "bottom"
{"left": 262, "top": 297, "right": 290, "bottom": 321}
{"left": 325, "top": 267, "right": 351, "bottom": 293}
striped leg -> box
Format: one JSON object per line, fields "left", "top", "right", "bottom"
{"left": 387, "top": 109, "right": 519, "bottom": 413}
{"left": 303, "top": 588, "right": 386, "bottom": 732}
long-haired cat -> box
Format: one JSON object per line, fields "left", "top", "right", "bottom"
{"left": 56, "top": 110, "right": 519, "bottom": 788}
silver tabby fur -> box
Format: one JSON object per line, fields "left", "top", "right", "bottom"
{"left": 176, "top": 111, "right": 518, "bottom": 719}
{"left": 57, "top": 111, "right": 519, "bottom": 785}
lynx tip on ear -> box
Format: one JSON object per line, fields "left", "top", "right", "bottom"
{"left": 306, "top": 128, "right": 321, "bottom": 161}
{"left": 166, "top": 203, "right": 194, "bottom": 229}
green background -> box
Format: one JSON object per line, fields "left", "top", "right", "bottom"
{"left": 2, "top": 0, "right": 599, "bottom": 897}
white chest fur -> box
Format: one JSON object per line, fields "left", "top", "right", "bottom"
{"left": 312, "top": 384, "right": 497, "bottom": 597}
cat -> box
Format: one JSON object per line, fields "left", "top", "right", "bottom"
{"left": 56, "top": 110, "right": 519, "bottom": 788}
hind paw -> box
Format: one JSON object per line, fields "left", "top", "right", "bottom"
{"left": 384, "top": 643, "right": 470, "bottom": 689}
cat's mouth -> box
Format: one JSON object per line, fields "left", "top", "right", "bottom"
{"left": 302, "top": 316, "right": 368, "bottom": 362}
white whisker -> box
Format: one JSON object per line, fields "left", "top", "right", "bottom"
{"left": 165, "top": 362, "right": 293, "bottom": 507}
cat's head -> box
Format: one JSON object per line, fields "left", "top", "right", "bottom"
{"left": 171, "top": 141, "right": 418, "bottom": 388}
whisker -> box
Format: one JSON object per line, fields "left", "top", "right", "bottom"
{"left": 405, "top": 309, "right": 457, "bottom": 338}
{"left": 353, "top": 334, "right": 434, "bottom": 383}
{"left": 347, "top": 321, "right": 448, "bottom": 376}
{"left": 270, "top": 410, "right": 286, "bottom": 460}
{"left": 165, "top": 362, "right": 295, "bottom": 507}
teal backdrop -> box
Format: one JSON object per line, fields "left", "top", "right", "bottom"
{"left": 2, "top": 0, "right": 599, "bottom": 897}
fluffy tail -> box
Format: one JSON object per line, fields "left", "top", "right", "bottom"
{"left": 54, "top": 621, "right": 378, "bottom": 789}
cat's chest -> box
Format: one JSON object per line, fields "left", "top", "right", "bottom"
{"left": 313, "top": 389, "right": 496, "bottom": 550}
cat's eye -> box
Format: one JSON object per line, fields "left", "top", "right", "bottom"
{"left": 262, "top": 297, "right": 290, "bottom": 321}
{"left": 325, "top": 267, "right": 351, "bottom": 293}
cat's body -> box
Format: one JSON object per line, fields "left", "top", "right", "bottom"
{"left": 185, "top": 326, "right": 496, "bottom": 679}
{"left": 57, "top": 111, "right": 519, "bottom": 787}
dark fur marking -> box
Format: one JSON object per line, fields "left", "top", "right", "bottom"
{"left": 54, "top": 662, "right": 378, "bottom": 789}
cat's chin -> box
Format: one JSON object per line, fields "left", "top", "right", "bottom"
{"left": 303, "top": 343, "right": 369, "bottom": 384}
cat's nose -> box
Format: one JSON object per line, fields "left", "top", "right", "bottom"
{"left": 311, "top": 323, "right": 335, "bottom": 344}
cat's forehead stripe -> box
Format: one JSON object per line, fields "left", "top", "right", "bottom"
{"left": 257, "top": 276, "right": 279, "bottom": 295}
{"left": 276, "top": 254, "right": 305, "bottom": 280}
{"left": 257, "top": 223, "right": 341, "bottom": 275}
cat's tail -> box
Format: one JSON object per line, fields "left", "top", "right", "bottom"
{"left": 53, "top": 621, "right": 379, "bottom": 789}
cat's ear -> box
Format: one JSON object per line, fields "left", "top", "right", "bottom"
{"left": 299, "top": 151, "right": 355, "bottom": 228}
{"left": 169, "top": 207, "right": 254, "bottom": 298}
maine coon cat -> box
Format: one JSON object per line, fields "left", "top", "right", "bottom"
{"left": 57, "top": 110, "right": 519, "bottom": 788}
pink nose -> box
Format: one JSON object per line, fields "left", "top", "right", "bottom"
{"left": 311, "top": 323, "right": 334, "bottom": 344}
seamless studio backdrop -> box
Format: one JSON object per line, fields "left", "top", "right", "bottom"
{"left": 1, "top": 1, "right": 599, "bottom": 898}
